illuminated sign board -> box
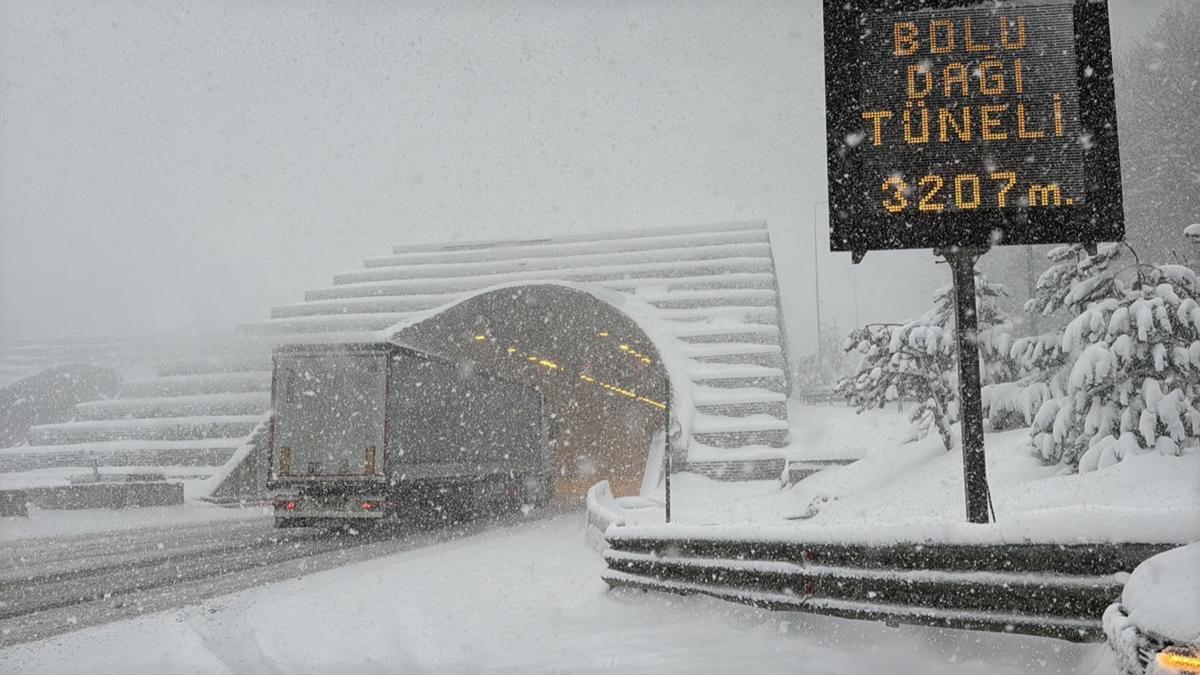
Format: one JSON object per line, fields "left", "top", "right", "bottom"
{"left": 824, "top": 0, "right": 1124, "bottom": 255}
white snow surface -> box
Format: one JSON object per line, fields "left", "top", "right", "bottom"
{"left": 622, "top": 418, "right": 1200, "bottom": 544}
{"left": 1120, "top": 542, "right": 1200, "bottom": 644}
{"left": 787, "top": 402, "right": 915, "bottom": 460}
{"left": 0, "top": 513, "right": 1109, "bottom": 675}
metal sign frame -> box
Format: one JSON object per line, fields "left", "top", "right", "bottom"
{"left": 824, "top": 0, "right": 1124, "bottom": 258}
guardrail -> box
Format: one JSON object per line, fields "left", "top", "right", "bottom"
{"left": 585, "top": 481, "right": 625, "bottom": 553}
{"left": 601, "top": 526, "right": 1177, "bottom": 643}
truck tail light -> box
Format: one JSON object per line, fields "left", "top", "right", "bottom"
{"left": 361, "top": 501, "right": 379, "bottom": 511}
{"left": 275, "top": 499, "right": 298, "bottom": 511}
{"left": 365, "top": 445, "right": 376, "bottom": 475}
{"left": 279, "top": 447, "right": 292, "bottom": 476}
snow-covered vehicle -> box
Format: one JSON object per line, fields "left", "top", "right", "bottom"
{"left": 1103, "top": 543, "right": 1200, "bottom": 675}
{"left": 268, "top": 342, "right": 554, "bottom": 528}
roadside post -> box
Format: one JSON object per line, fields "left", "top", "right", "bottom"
{"left": 822, "top": 0, "right": 1124, "bottom": 523}
{"left": 663, "top": 385, "right": 672, "bottom": 523}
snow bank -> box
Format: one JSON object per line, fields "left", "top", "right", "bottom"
{"left": 786, "top": 402, "right": 915, "bottom": 460}
{"left": 614, "top": 424, "right": 1200, "bottom": 545}
{"left": 786, "top": 432, "right": 948, "bottom": 510}
{"left": 610, "top": 507, "right": 1198, "bottom": 547}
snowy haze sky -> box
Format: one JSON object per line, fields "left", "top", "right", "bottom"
{"left": 0, "top": 0, "right": 1169, "bottom": 352}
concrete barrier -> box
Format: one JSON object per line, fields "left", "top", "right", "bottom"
{"left": 603, "top": 528, "right": 1177, "bottom": 642}
{"left": 26, "top": 481, "right": 184, "bottom": 510}
{"left": 585, "top": 481, "right": 626, "bottom": 553}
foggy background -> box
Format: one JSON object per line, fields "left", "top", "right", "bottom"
{"left": 0, "top": 0, "right": 1170, "bottom": 357}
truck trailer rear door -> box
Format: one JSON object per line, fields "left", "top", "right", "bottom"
{"left": 273, "top": 350, "right": 387, "bottom": 479}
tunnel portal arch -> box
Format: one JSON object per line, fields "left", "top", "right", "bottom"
{"left": 391, "top": 284, "right": 675, "bottom": 499}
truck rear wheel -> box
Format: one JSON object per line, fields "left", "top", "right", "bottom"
{"left": 517, "top": 474, "right": 554, "bottom": 510}
{"left": 536, "top": 475, "right": 555, "bottom": 507}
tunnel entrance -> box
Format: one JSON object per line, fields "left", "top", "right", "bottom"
{"left": 392, "top": 285, "right": 669, "bottom": 499}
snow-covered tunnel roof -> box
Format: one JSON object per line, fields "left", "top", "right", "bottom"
{"left": 242, "top": 221, "right": 792, "bottom": 472}
{"left": 0, "top": 221, "right": 793, "bottom": 491}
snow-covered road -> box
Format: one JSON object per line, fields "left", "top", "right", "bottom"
{"left": 0, "top": 506, "right": 567, "bottom": 649}
{"left": 1, "top": 512, "right": 1112, "bottom": 674}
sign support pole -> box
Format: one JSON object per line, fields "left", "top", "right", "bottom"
{"left": 663, "top": 384, "right": 672, "bottom": 524}
{"left": 941, "top": 247, "right": 992, "bottom": 525}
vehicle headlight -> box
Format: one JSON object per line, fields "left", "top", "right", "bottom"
{"left": 1157, "top": 647, "right": 1200, "bottom": 674}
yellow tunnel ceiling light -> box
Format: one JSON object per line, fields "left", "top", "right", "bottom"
{"left": 638, "top": 396, "right": 667, "bottom": 409}
{"left": 580, "top": 374, "right": 666, "bottom": 411}
{"left": 469, "top": 329, "right": 665, "bottom": 410}
{"left": 601, "top": 382, "right": 636, "bottom": 398}
{"left": 617, "top": 343, "right": 653, "bottom": 365}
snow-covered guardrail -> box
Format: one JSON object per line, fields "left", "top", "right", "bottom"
{"left": 585, "top": 481, "right": 626, "bottom": 553}
{"left": 601, "top": 527, "right": 1177, "bottom": 642}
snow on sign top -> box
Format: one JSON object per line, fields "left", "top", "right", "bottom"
{"left": 823, "top": 0, "right": 1125, "bottom": 258}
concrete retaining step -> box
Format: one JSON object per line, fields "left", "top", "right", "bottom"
{"left": 24, "top": 481, "right": 184, "bottom": 509}
{"left": 28, "top": 416, "right": 263, "bottom": 445}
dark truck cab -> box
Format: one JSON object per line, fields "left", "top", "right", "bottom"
{"left": 267, "top": 342, "right": 553, "bottom": 527}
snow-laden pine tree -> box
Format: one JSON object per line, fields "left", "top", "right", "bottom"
{"left": 838, "top": 271, "right": 1012, "bottom": 450}
{"left": 1017, "top": 238, "right": 1200, "bottom": 471}
{"left": 982, "top": 244, "right": 1122, "bottom": 430}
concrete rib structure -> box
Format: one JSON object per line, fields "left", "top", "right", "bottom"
{"left": 0, "top": 221, "right": 794, "bottom": 494}
{"left": 245, "top": 220, "right": 793, "bottom": 480}
{"left": 0, "top": 336, "right": 271, "bottom": 490}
